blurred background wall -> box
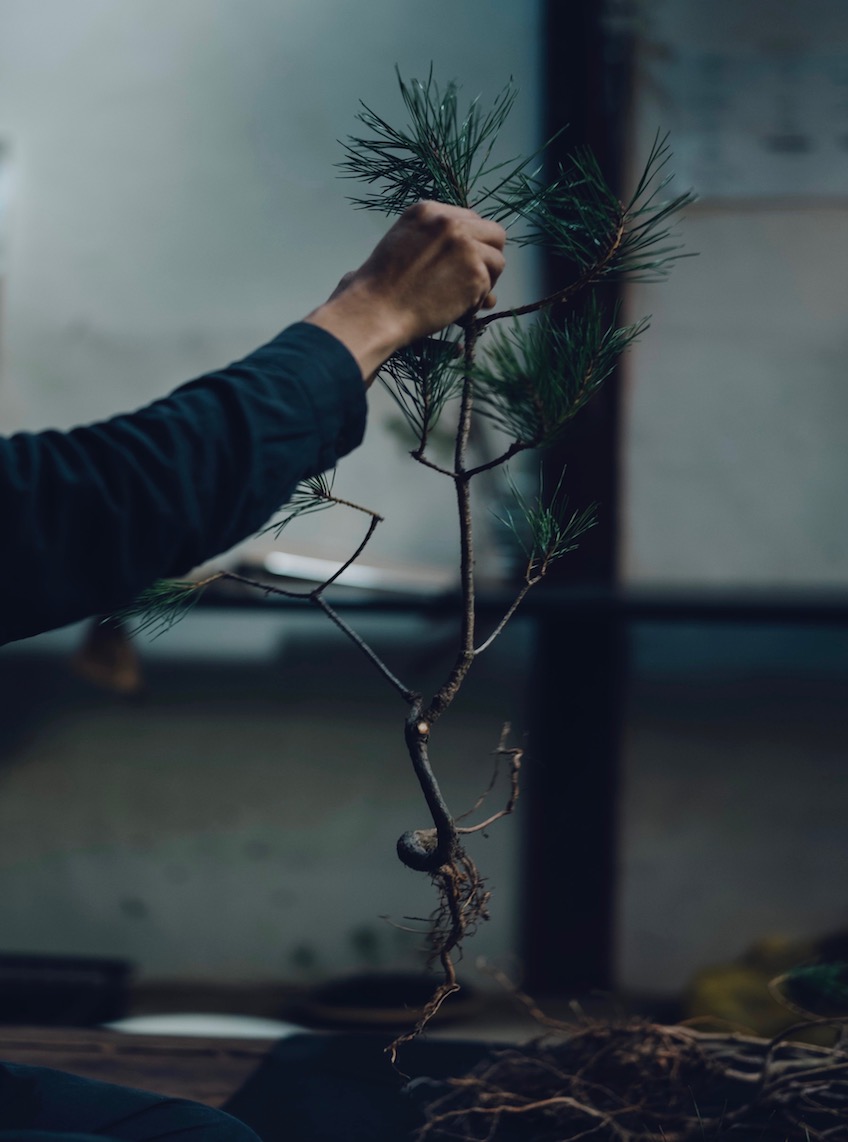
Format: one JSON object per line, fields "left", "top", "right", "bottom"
{"left": 0, "top": 0, "right": 540, "bottom": 986}
{"left": 0, "top": 0, "right": 846, "bottom": 1010}
{"left": 617, "top": 0, "right": 848, "bottom": 998}
{"left": 622, "top": 0, "right": 848, "bottom": 588}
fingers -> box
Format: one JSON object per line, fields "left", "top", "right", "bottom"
{"left": 406, "top": 200, "right": 506, "bottom": 252}
{"left": 466, "top": 214, "right": 507, "bottom": 251}
{"left": 417, "top": 203, "right": 505, "bottom": 312}
{"left": 472, "top": 239, "right": 505, "bottom": 312}
{"left": 457, "top": 209, "right": 506, "bottom": 309}
{"left": 480, "top": 243, "right": 506, "bottom": 286}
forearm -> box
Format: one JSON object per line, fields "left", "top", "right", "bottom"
{"left": 304, "top": 280, "right": 405, "bottom": 385}
{"left": 0, "top": 323, "right": 366, "bottom": 646}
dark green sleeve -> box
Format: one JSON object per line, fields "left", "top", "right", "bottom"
{"left": 0, "top": 322, "right": 366, "bottom": 645}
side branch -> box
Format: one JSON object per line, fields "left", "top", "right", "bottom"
{"left": 473, "top": 575, "right": 541, "bottom": 655}
{"left": 222, "top": 571, "right": 307, "bottom": 600}
{"left": 311, "top": 595, "right": 418, "bottom": 704}
{"left": 325, "top": 493, "right": 384, "bottom": 517}
{"left": 410, "top": 450, "right": 456, "bottom": 478}
{"left": 473, "top": 216, "right": 626, "bottom": 330}
{"left": 465, "top": 439, "right": 532, "bottom": 480}
{"left": 226, "top": 510, "right": 416, "bottom": 704}
{"left": 313, "top": 513, "right": 381, "bottom": 594}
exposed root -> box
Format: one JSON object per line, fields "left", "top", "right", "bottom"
{"left": 411, "top": 1013, "right": 848, "bottom": 1140}
{"left": 457, "top": 726, "right": 522, "bottom": 836}
{"left": 389, "top": 728, "right": 522, "bottom": 1064}
{"left": 389, "top": 845, "right": 491, "bottom": 1065}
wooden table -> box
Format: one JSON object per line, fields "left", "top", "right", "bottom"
{"left": 0, "top": 1025, "right": 275, "bottom": 1107}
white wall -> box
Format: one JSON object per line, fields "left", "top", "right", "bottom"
{"left": 621, "top": 0, "right": 848, "bottom": 588}
{"left": 0, "top": 0, "right": 542, "bottom": 572}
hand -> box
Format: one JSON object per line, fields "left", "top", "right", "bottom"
{"left": 305, "top": 202, "right": 506, "bottom": 384}
{"left": 352, "top": 201, "right": 506, "bottom": 339}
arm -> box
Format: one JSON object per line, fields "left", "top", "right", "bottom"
{"left": 0, "top": 323, "right": 365, "bottom": 645}
{"left": 0, "top": 201, "right": 505, "bottom": 646}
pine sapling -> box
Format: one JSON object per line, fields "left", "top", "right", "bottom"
{"left": 123, "top": 68, "right": 694, "bottom": 1055}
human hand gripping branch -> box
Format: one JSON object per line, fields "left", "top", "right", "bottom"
{"left": 304, "top": 201, "right": 506, "bottom": 384}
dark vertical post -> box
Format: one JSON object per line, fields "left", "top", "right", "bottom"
{"left": 521, "top": 0, "right": 634, "bottom": 995}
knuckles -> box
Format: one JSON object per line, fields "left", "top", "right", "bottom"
{"left": 404, "top": 200, "right": 449, "bottom": 225}
{"left": 392, "top": 199, "right": 504, "bottom": 316}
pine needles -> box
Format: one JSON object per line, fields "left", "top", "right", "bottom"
{"left": 260, "top": 471, "right": 338, "bottom": 537}
{"left": 339, "top": 67, "right": 528, "bottom": 214}
{"left": 379, "top": 331, "right": 464, "bottom": 445}
{"left": 503, "top": 132, "right": 696, "bottom": 283}
{"left": 495, "top": 467, "right": 598, "bottom": 574}
{"left": 470, "top": 303, "right": 648, "bottom": 446}
{"left": 117, "top": 577, "right": 215, "bottom": 638}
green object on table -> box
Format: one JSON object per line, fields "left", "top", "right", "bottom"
{"left": 769, "top": 962, "right": 848, "bottom": 1019}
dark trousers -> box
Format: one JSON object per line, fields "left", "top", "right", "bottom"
{"left": 0, "top": 1063, "right": 261, "bottom": 1141}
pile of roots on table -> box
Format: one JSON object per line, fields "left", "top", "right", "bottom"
{"left": 412, "top": 1014, "right": 848, "bottom": 1140}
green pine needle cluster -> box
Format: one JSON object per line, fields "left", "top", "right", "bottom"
{"left": 378, "top": 331, "right": 464, "bottom": 443}
{"left": 495, "top": 468, "right": 598, "bottom": 573}
{"left": 502, "top": 133, "right": 695, "bottom": 283}
{"left": 261, "top": 471, "right": 338, "bottom": 538}
{"left": 471, "top": 303, "right": 648, "bottom": 446}
{"left": 117, "top": 579, "right": 208, "bottom": 638}
{"left": 339, "top": 66, "right": 532, "bottom": 214}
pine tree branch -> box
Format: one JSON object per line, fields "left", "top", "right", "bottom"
{"left": 221, "top": 570, "right": 306, "bottom": 599}
{"left": 473, "top": 573, "right": 542, "bottom": 656}
{"left": 464, "top": 439, "right": 532, "bottom": 480}
{"left": 234, "top": 508, "right": 414, "bottom": 700}
{"left": 471, "top": 305, "right": 646, "bottom": 447}
{"left": 473, "top": 217, "right": 626, "bottom": 330}
{"left": 409, "top": 449, "right": 456, "bottom": 478}
{"left": 325, "top": 493, "right": 383, "bottom": 517}
{"left": 311, "top": 594, "right": 418, "bottom": 704}
{"left": 227, "top": 505, "right": 384, "bottom": 602}
{"left": 312, "top": 513, "right": 382, "bottom": 594}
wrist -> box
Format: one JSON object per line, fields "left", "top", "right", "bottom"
{"left": 304, "top": 283, "right": 408, "bottom": 385}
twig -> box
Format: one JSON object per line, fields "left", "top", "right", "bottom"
{"left": 457, "top": 731, "right": 521, "bottom": 834}
{"left": 473, "top": 576, "right": 541, "bottom": 656}
{"left": 312, "top": 513, "right": 381, "bottom": 594}
{"left": 464, "top": 440, "right": 532, "bottom": 480}
{"left": 310, "top": 594, "right": 418, "bottom": 704}
{"left": 221, "top": 570, "right": 309, "bottom": 600}
{"left": 410, "top": 450, "right": 456, "bottom": 478}
{"left": 473, "top": 216, "right": 626, "bottom": 330}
